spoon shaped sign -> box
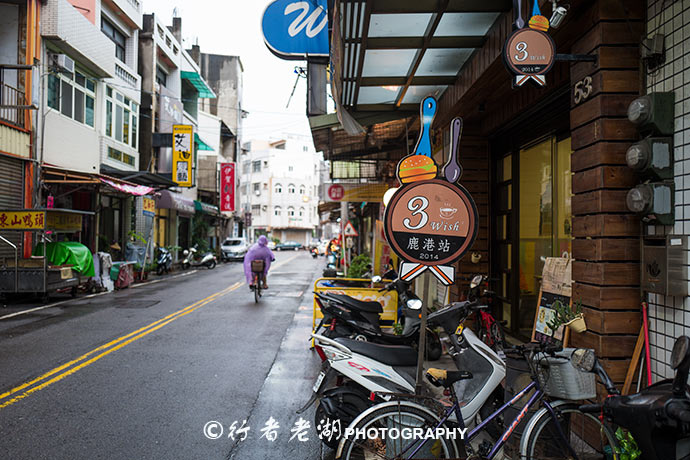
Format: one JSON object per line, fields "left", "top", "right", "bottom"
{"left": 383, "top": 97, "right": 478, "bottom": 284}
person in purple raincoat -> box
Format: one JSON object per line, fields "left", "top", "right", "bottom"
{"left": 243, "top": 235, "right": 275, "bottom": 289}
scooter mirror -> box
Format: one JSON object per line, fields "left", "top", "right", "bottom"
{"left": 571, "top": 348, "right": 596, "bottom": 372}
{"left": 470, "top": 275, "right": 483, "bottom": 289}
{"left": 407, "top": 299, "right": 423, "bottom": 310}
{"left": 671, "top": 336, "right": 690, "bottom": 370}
{"left": 371, "top": 276, "right": 382, "bottom": 283}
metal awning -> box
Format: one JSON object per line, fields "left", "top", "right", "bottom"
{"left": 155, "top": 190, "right": 195, "bottom": 215}
{"left": 100, "top": 164, "right": 178, "bottom": 188}
{"left": 194, "top": 133, "right": 214, "bottom": 151}
{"left": 332, "top": 0, "right": 509, "bottom": 112}
{"left": 194, "top": 200, "right": 219, "bottom": 215}
{"left": 181, "top": 71, "right": 216, "bottom": 98}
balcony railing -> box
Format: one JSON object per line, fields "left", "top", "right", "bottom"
{"left": 0, "top": 80, "right": 26, "bottom": 130}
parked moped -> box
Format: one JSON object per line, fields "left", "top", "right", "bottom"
{"left": 155, "top": 246, "right": 172, "bottom": 275}
{"left": 181, "top": 245, "right": 217, "bottom": 270}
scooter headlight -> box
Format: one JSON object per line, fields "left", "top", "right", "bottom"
{"left": 407, "top": 299, "right": 423, "bottom": 310}
{"left": 470, "top": 275, "right": 483, "bottom": 289}
{"left": 183, "top": 249, "right": 189, "bottom": 256}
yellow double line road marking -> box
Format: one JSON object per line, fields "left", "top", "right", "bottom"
{"left": 0, "top": 281, "right": 243, "bottom": 410}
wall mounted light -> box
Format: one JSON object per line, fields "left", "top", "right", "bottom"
{"left": 549, "top": 2, "right": 569, "bottom": 28}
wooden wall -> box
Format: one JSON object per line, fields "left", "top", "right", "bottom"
{"left": 568, "top": 0, "right": 644, "bottom": 384}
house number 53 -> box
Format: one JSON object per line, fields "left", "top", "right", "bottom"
{"left": 573, "top": 76, "right": 593, "bottom": 104}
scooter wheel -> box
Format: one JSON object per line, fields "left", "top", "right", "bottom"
{"left": 182, "top": 263, "right": 190, "bottom": 270}
{"left": 315, "top": 387, "right": 370, "bottom": 449}
{"left": 206, "top": 260, "right": 216, "bottom": 269}
{"left": 157, "top": 266, "right": 165, "bottom": 276}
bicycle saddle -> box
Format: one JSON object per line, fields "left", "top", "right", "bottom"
{"left": 426, "top": 368, "right": 473, "bottom": 388}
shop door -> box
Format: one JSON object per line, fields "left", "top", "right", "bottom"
{"left": 493, "top": 136, "right": 572, "bottom": 339}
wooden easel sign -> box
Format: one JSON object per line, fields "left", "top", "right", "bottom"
{"left": 531, "top": 257, "right": 572, "bottom": 347}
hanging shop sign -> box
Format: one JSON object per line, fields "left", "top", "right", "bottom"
{"left": 325, "top": 183, "right": 389, "bottom": 202}
{"left": 220, "top": 162, "right": 236, "bottom": 213}
{"left": 142, "top": 197, "right": 156, "bottom": 217}
{"left": 0, "top": 211, "right": 45, "bottom": 230}
{"left": 261, "top": 0, "right": 329, "bottom": 60}
{"left": 172, "top": 125, "right": 193, "bottom": 187}
{"left": 503, "top": 1, "right": 555, "bottom": 87}
{"left": 383, "top": 97, "right": 478, "bottom": 286}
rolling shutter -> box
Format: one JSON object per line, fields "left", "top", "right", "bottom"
{"left": 0, "top": 155, "right": 25, "bottom": 260}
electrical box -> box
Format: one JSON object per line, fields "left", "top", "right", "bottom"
{"left": 642, "top": 236, "right": 688, "bottom": 296}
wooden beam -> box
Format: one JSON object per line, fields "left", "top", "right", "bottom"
{"left": 358, "top": 76, "right": 457, "bottom": 86}
{"left": 369, "top": 0, "right": 510, "bottom": 14}
{"left": 352, "top": 1, "right": 372, "bottom": 109}
{"left": 361, "top": 36, "right": 485, "bottom": 49}
{"left": 395, "top": 0, "right": 449, "bottom": 107}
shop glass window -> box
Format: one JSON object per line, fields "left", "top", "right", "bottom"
{"left": 108, "top": 147, "right": 135, "bottom": 167}
{"left": 101, "top": 17, "right": 126, "bottom": 62}
{"left": 47, "top": 68, "right": 95, "bottom": 128}
{"left": 105, "top": 87, "right": 138, "bottom": 149}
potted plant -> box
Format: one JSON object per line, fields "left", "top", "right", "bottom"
{"left": 546, "top": 299, "right": 586, "bottom": 334}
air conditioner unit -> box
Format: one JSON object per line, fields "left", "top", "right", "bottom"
{"left": 50, "top": 53, "right": 75, "bottom": 74}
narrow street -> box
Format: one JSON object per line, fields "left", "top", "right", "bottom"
{"left": 0, "top": 252, "right": 330, "bottom": 460}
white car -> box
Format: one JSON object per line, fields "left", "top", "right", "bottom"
{"left": 221, "top": 238, "right": 249, "bottom": 261}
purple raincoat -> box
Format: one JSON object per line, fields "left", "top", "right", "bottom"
{"left": 243, "top": 235, "right": 275, "bottom": 284}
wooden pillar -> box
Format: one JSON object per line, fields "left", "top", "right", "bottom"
{"left": 569, "top": 0, "right": 645, "bottom": 387}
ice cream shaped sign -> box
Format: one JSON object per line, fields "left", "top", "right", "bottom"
{"left": 383, "top": 96, "right": 478, "bottom": 286}
{"left": 503, "top": 0, "right": 555, "bottom": 87}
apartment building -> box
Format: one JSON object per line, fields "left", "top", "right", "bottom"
{"left": 239, "top": 137, "right": 321, "bottom": 245}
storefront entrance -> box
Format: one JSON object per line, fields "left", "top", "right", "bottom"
{"left": 493, "top": 135, "right": 572, "bottom": 339}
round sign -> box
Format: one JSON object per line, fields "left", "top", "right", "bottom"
{"left": 504, "top": 28, "right": 555, "bottom": 76}
{"left": 383, "top": 179, "right": 478, "bottom": 266}
{"left": 328, "top": 184, "right": 345, "bottom": 201}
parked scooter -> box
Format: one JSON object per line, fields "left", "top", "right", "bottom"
{"left": 155, "top": 246, "right": 172, "bottom": 275}
{"left": 311, "top": 247, "right": 319, "bottom": 258}
{"left": 302, "top": 299, "right": 506, "bottom": 448}
{"left": 312, "top": 270, "right": 442, "bottom": 360}
{"left": 181, "top": 245, "right": 217, "bottom": 270}
{"left": 575, "top": 337, "right": 690, "bottom": 460}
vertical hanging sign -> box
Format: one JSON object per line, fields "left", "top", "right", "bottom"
{"left": 503, "top": 0, "right": 555, "bottom": 87}
{"left": 220, "top": 162, "right": 236, "bottom": 212}
{"left": 383, "top": 97, "right": 478, "bottom": 286}
{"left": 172, "top": 124, "right": 193, "bottom": 187}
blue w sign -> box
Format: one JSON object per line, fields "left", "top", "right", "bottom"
{"left": 262, "top": 0, "right": 329, "bottom": 60}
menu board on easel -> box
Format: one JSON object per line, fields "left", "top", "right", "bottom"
{"left": 532, "top": 257, "right": 572, "bottom": 347}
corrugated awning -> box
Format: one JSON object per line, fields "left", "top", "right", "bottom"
{"left": 194, "top": 133, "right": 214, "bottom": 151}
{"left": 194, "top": 200, "right": 219, "bottom": 215}
{"left": 181, "top": 71, "right": 216, "bottom": 98}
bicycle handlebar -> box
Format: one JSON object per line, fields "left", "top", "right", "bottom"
{"left": 667, "top": 402, "right": 690, "bottom": 423}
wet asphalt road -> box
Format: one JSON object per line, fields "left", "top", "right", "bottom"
{"left": 0, "top": 251, "right": 333, "bottom": 460}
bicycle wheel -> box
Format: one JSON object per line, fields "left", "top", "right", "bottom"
{"left": 521, "top": 402, "right": 618, "bottom": 460}
{"left": 339, "top": 401, "right": 459, "bottom": 460}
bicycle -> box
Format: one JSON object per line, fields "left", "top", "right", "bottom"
{"left": 463, "top": 274, "right": 506, "bottom": 352}
{"left": 250, "top": 259, "right": 265, "bottom": 303}
{"left": 336, "top": 342, "right": 618, "bottom": 460}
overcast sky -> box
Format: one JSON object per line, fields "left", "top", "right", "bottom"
{"left": 142, "top": 0, "right": 313, "bottom": 145}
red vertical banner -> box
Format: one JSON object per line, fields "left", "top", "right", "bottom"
{"left": 220, "top": 163, "right": 236, "bottom": 212}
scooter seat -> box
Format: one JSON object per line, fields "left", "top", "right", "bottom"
{"left": 324, "top": 293, "right": 383, "bottom": 314}
{"left": 335, "top": 338, "right": 417, "bottom": 366}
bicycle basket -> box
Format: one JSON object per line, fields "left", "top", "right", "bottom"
{"left": 251, "top": 260, "right": 265, "bottom": 273}
{"left": 535, "top": 348, "right": 596, "bottom": 400}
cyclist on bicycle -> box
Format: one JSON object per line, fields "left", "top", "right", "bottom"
{"left": 243, "top": 235, "right": 275, "bottom": 290}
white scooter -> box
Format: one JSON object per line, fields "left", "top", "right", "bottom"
{"left": 181, "top": 245, "right": 217, "bottom": 270}
{"left": 301, "top": 300, "right": 506, "bottom": 448}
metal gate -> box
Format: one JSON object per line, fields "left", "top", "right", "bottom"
{"left": 0, "top": 155, "right": 25, "bottom": 260}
